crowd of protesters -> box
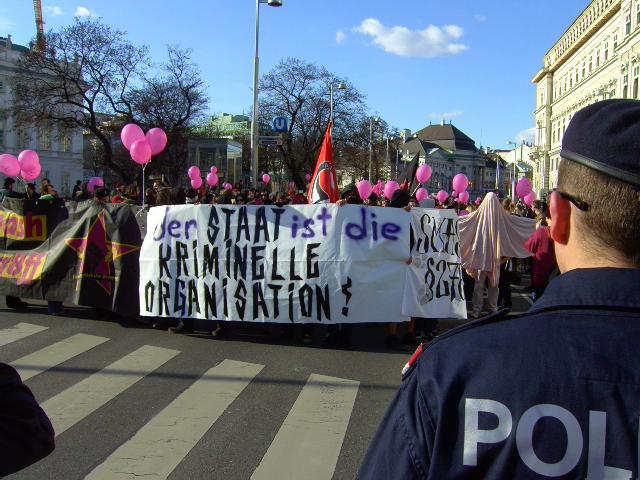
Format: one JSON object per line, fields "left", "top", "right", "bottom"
{"left": 0, "top": 173, "right": 557, "bottom": 350}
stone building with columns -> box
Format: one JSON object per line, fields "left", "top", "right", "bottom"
{"left": 532, "top": 0, "right": 640, "bottom": 193}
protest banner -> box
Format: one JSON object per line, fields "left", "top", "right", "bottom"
{"left": 402, "top": 208, "right": 467, "bottom": 320}
{"left": 0, "top": 199, "right": 142, "bottom": 315}
{"left": 139, "top": 204, "right": 411, "bottom": 324}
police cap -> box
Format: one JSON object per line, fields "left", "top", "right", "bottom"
{"left": 561, "top": 99, "right": 640, "bottom": 187}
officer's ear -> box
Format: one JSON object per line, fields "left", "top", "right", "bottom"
{"left": 549, "top": 191, "right": 571, "bottom": 245}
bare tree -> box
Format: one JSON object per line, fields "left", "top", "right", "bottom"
{"left": 12, "top": 18, "right": 148, "bottom": 181}
{"left": 129, "top": 46, "right": 208, "bottom": 184}
{"left": 12, "top": 19, "right": 208, "bottom": 184}
{"left": 258, "top": 58, "right": 367, "bottom": 188}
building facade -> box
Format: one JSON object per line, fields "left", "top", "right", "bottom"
{"left": 532, "top": 0, "right": 640, "bottom": 192}
{"left": 0, "top": 36, "right": 83, "bottom": 197}
{"left": 402, "top": 122, "right": 492, "bottom": 198}
{"left": 187, "top": 138, "right": 243, "bottom": 186}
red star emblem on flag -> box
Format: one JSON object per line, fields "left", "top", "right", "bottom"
{"left": 65, "top": 210, "right": 140, "bottom": 295}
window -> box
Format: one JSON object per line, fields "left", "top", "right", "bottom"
{"left": 605, "top": 43, "right": 609, "bottom": 61}
{"left": 614, "top": 34, "right": 618, "bottom": 50}
{"left": 60, "top": 134, "right": 71, "bottom": 153}
{"left": 627, "top": 14, "right": 632, "bottom": 34}
{"left": 637, "top": 3, "right": 640, "bottom": 27}
{"left": 17, "top": 128, "right": 29, "bottom": 149}
{"left": 589, "top": 57, "right": 593, "bottom": 73}
{"left": 0, "top": 119, "right": 4, "bottom": 148}
{"left": 61, "top": 173, "right": 70, "bottom": 197}
{"left": 582, "top": 62, "right": 586, "bottom": 78}
{"left": 597, "top": 49, "right": 601, "bottom": 67}
{"left": 37, "top": 125, "right": 51, "bottom": 150}
{"left": 634, "top": 78, "right": 639, "bottom": 99}
{"left": 623, "top": 75, "right": 629, "bottom": 98}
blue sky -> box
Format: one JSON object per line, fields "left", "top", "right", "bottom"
{"left": 2, "top": 0, "right": 588, "bottom": 149}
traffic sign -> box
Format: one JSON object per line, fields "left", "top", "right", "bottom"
{"left": 259, "top": 135, "right": 283, "bottom": 146}
{"left": 272, "top": 116, "right": 288, "bottom": 133}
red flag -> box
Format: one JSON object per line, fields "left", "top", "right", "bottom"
{"left": 307, "top": 122, "right": 339, "bottom": 204}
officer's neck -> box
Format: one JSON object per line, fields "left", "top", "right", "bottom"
{"left": 557, "top": 239, "right": 636, "bottom": 274}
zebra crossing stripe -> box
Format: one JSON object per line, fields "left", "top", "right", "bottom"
{"left": 84, "top": 359, "right": 264, "bottom": 480}
{"left": 42, "top": 345, "right": 180, "bottom": 436}
{"left": 13, "top": 333, "right": 110, "bottom": 381}
{"left": 0, "top": 322, "right": 48, "bottom": 347}
{"left": 251, "top": 374, "right": 360, "bottom": 480}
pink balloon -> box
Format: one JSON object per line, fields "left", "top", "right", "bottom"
{"left": 188, "top": 166, "right": 201, "bottom": 180}
{"left": 121, "top": 124, "right": 145, "bottom": 151}
{"left": 191, "top": 177, "right": 203, "bottom": 189}
{"left": 357, "top": 180, "right": 372, "bottom": 201}
{"left": 475, "top": 196, "right": 482, "bottom": 205}
{"left": 383, "top": 181, "right": 400, "bottom": 200}
{"left": 146, "top": 128, "right": 167, "bottom": 156}
{"left": 206, "top": 172, "right": 219, "bottom": 187}
{"left": 436, "top": 190, "right": 449, "bottom": 204}
{"left": 305, "top": 174, "right": 311, "bottom": 182}
{"left": 452, "top": 190, "right": 457, "bottom": 198}
{"left": 416, "top": 164, "right": 432, "bottom": 183}
{"left": 415, "top": 188, "right": 429, "bottom": 202}
{"left": 452, "top": 173, "right": 469, "bottom": 193}
{"left": 210, "top": 166, "right": 218, "bottom": 174}
{"left": 458, "top": 191, "right": 470, "bottom": 204}
{"left": 18, "top": 150, "right": 40, "bottom": 172}
{"left": 262, "top": 173, "right": 270, "bottom": 184}
{"left": 0, "top": 154, "right": 20, "bottom": 177}
{"left": 21, "top": 163, "right": 41, "bottom": 182}
{"left": 458, "top": 210, "right": 470, "bottom": 217}
{"left": 524, "top": 190, "right": 537, "bottom": 207}
{"left": 130, "top": 139, "right": 152, "bottom": 165}
{"left": 516, "top": 178, "right": 533, "bottom": 199}
{"left": 87, "top": 177, "right": 104, "bottom": 193}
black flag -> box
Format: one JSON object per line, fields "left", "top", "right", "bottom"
{"left": 397, "top": 153, "right": 420, "bottom": 192}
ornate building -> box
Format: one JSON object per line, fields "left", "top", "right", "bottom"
{"left": 402, "top": 122, "right": 491, "bottom": 197}
{"left": 532, "top": 0, "right": 640, "bottom": 193}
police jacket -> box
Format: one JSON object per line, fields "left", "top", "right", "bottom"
{"left": 358, "top": 268, "right": 640, "bottom": 479}
{"left": 0, "top": 363, "right": 55, "bottom": 477}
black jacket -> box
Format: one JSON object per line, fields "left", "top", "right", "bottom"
{"left": 0, "top": 363, "right": 55, "bottom": 477}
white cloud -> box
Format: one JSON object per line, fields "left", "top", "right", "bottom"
{"left": 514, "top": 127, "right": 536, "bottom": 145}
{"left": 74, "top": 6, "right": 95, "bottom": 17}
{"left": 428, "top": 110, "right": 464, "bottom": 120}
{"left": 45, "top": 6, "right": 63, "bottom": 17}
{"left": 335, "top": 29, "right": 346, "bottom": 44}
{"left": 474, "top": 14, "right": 487, "bottom": 23}
{"left": 0, "top": 15, "right": 14, "bottom": 32}
{"left": 353, "top": 18, "right": 468, "bottom": 59}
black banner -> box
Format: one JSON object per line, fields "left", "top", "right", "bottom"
{"left": 0, "top": 199, "right": 142, "bottom": 316}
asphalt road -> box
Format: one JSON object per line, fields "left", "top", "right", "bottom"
{"left": 2, "top": 290, "right": 532, "bottom": 480}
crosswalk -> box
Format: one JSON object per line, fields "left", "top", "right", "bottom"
{"left": 1, "top": 322, "right": 363, "bottom": 480}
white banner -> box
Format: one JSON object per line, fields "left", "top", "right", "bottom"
{"left": 402, "top": 208, "right": 467, "bottom": 320}
{"left": 139, "top": 204, "right": 411, "bottom": 324}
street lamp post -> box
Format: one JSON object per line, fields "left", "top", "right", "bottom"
{"left": 329, "top": 82, "right": 347, "bottom": 126}
{"left": 251, "top": 0, "right": 282, "bottom": 188}
{"left": 369, "top": 117, "right": 379, "bottom": 181}
{"left": 508, "top": 140, "right": 518, "bottom": 200}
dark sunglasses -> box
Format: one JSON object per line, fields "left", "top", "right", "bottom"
{"left": 553, "top": 189, "right": 589, "bottom": 211}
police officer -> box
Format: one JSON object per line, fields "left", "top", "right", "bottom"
{"left": 358, "top": 99, "right": 640, "bottom": 479}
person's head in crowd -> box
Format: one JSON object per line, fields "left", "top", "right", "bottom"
{"left": 533, "top": 199, "right": 547, "bottom": 217}
{"left": 408, "top": 195, "right": 418, "bottom": 208}
{"left": 125, "top": 184, "right": 139, "bottom": 203}
{"left": 153, "top": 179, "right": 168, "bottom": 193}
{"left": 94, "top": 187, "right": 109, "bottom": 204}
{"left": 235, "top": 193, "right": 246, "bottom": 205}
{"left": 26, "top": 183, "right": 37, "bottom": 198}
{"left": 551, "top": 99, "right": 640, "bottom": 272}
{"left": 155, "top": 187, "right": 171, "bottom": 206}
{"left": 390, "top": 189, "right": 410, "bottom": 209}
{"left": 501, "top": 197, "right": 513, "bottom": 212}
{"left": 3, "top": 178, "right": 15, "bottom": 191}
{"left": 40, "top": 178, "right": 50, "bottom": 191}
{"left": 291, "top": 191, "right": 307, "bottom": 205}
{"left": 43, "top": 184, "right": 57, "bottom": 197}
{"left": 74, "top": 180, "right": 82, "bottom": 188}
{"left": 260, "top": 190, "right": 271, "bottom": 204}
{"left": 365, "top": 192, "right": 378, "bottom": 206}
{"left": 169, "top": 187, "right": 186, "bottom": 205}
{"left": 145, "top": 187, "right": 156, "bottom": 205}
{"left": 115, "top": 182, "right": 126, "bottom": 194}
{"left": 185, "top": 188, "right": 198, "bottom": 204}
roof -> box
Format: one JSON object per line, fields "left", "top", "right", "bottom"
{"left": 0, "top": 37, "right": 29, "bottom": 54}
{"left": 412, "top": 123, "right": 477, "bottom": 152}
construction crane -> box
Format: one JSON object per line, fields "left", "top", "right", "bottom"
{"left": 33, "top": 0, "right": 45, "bottom": 51}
